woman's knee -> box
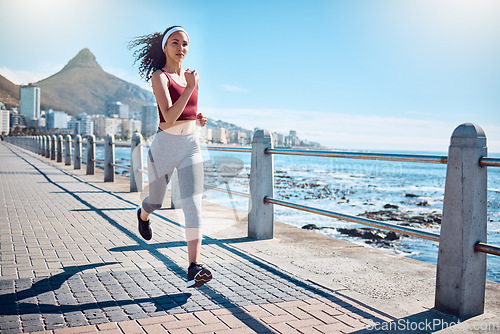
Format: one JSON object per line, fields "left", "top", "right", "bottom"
{"left": 142, "top": 201, "right": 162, "bottom": 213}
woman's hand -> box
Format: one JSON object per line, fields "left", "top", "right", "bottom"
{"left": 196, "top": 113, "right": 207, "bottom": 127}
{"left": 185, "top": 68, "right": 199, "bottom": 88}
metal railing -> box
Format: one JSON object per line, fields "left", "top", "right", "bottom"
{"left": 261, "top": 148, "right": 500, "bottom": 257}
{"left": 267, "top": 148, "right": 449, "bottom": 164}
{"left": 262, "top": 148, "right": 500, "bottom": 256}
{"left": 264, "top": 197, "right": 441, "bottom": 242}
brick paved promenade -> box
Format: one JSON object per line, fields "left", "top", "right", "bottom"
{"left": 1, "top": 141, "right": 499, "bottom": 333}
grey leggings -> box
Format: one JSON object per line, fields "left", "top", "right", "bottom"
{"left": 142, "top": 130, "right": 204, "bottom": 228}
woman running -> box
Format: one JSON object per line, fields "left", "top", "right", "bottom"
{"left": 129, "top": 26, "right": 212, "bottom": 288}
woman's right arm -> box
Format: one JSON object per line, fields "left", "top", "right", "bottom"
{"left": 151, "top": 70, "right": 197, "bottom": 125}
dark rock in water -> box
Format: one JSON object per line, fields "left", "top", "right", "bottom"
{"left": 383, "top": 204, "right": 399, "bottom": 209}
{"left": 302, "top": 224, "right": 320, "bottom": 230}
{"left": 416, "top": 200, "right": 429, "bottom": 206}
{"left": 385, "top": 231, "right": 399, "bottom": 241}
{"left": 359, "top": 210, "right": 442, "bottom": 226}
{"left": 337, "top": 228, "right": 401, "bottom": 246}
{"left": 361, "top": 210, "right": 405, "bottom": 221}
{"left": 405, "top": 193, "right": 419, "bottom": 198}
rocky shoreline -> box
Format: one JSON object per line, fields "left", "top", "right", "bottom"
{"left": 302, "top": 204, "right": 442, "bottom": 248}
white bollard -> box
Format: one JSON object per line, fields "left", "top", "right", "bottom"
{"left": 86, "top": 135, "right": 96, "bottom": 175}
{"left": 130, "top": 133, "right": 144, "bottom": 192}
{"left": 74, "top": 135, "right": 82, "bottom": 170}
{"left": 45, "top": 135, "right": 51, "bottom": 158}
{"left": 56, "top": 135, "right": 63, "bottom": 162}
{"left": 64, "top": 135, "right": 72, "bottom": 166}
{"left": 248, "top": 129, "right": 274, "bottom": 240}
{"left": 435, "top": 123, "right": 488, "bottom": 319}
{"left": 104, "top": 134, "right": 115, "bottom": 182}
{"left": 50, "top": 135, "right": 56, "bottom": 160}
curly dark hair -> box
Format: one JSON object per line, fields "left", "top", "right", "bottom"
{"left": 128, "top": 26, "right": 182, "bottom": 82}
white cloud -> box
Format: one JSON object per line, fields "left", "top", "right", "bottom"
{"left": 0, "top": 65, "right": 62, "bottom": 85}
{"left": 221, "top": 84, "right": 248, "bottom": 93}
{"left": 202, "top": 107, "right": 500, "bottom": 153}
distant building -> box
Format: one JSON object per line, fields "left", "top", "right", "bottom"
{"left": 285, "top": 129, "right": 300, "bottom": 146}
{"left": 94, "top": 115, "right": 122, "bottom": 139}
{"left": 46, "top": 110, "right": 69, "bottom": 130}
{"left": 69, "top": 113, "right": 94, "bottom": 136}
{"left": 0, "top": 110, "right": 10, "bottom": 135}
{"left": 202, "top": 128, "right": 212, "bottom": 143}
{"left": 212, "top": 128, "right": 229, "bottom": 144}
{"left": 19, "top": 84, "right": 41, "bottom": 121}
{"left": 272, "top": 132, "right": 284, "bottom": 146}
{"left": 28, "top": 117, "right": 45, "bottom": 130}
{"left": 231, "top": 131, "right": 248, "bottom": 145}
{"left": 106, "top": 101, "right": 129, "bottom": 119}
{"left": 93, "top": 115, "right": 140, "bottom": 139}
{"left": 9, "top": 111, "right": 26, "bottom": 132}
{"left": 122, "top": 119, "right": 142, "bottom": 140}
{"left": 141, "top": 103, "right": 159, "bottom": 138}
{"left": 129, "top": 111, "right": 142, "bottom": 121}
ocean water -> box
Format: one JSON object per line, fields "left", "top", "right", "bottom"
{"left": 96, "top": 145, "right": 500, "bottom": 283}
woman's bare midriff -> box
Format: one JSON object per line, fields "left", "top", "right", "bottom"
{"left": 159, "top": 119, "right": 196, "bottom": 135}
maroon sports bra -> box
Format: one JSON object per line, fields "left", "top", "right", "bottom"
{"left": 158, "top": 69, "right": 198, "bottom": 122}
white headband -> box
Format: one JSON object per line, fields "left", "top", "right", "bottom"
{"left": 162, "top": 27, "right": 189, "bottom": 49}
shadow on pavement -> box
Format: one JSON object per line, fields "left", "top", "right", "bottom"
{"left": 350, "top": 308, "right": 461, "bottom": 334}
{"left": 0, "top": 263, "right": 118, "bottom": 315}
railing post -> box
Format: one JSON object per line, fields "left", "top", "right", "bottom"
{"left": 130, "top": 133, "right": 144, "bottom": 192}
{"left": 56, "top": 135, "right": 63, "bottom": 162}
{"left": 435, "top": 123, "right": 488, "bottom": 319}
{"left": 45, "top": 135, "right": 51, "bottom": 158}
{"left": 50, "top": 135, "right": 56, "bottom": 160}
{"left": 248, "top": 129, "right": 274, "bottom": 240}
{"left": 86, "top": 135, "right": 96, "bottom": 175}
{"left": 104, "top": 134, "right": 115, "bottom": 182}
{"left": 74, "top": 135, "right": 82, "bottom": 170}
{"left": 64, "top": 135, "right": 72, "bottom": 166}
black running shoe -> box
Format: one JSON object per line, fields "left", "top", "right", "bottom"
{"left": 136, "top": 206, "right": 152, "bottom": 240}
{"left": 187, "top": 262, "right": 212, "bottom": 288}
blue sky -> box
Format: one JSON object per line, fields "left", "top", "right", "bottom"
{"left": 1, "top": 0, "right": 499, "bottom": 152}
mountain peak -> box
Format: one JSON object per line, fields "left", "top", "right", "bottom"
{"left": 60, "top": 48, "right": 102, "bottom": 72}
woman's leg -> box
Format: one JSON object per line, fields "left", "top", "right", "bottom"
{"left": 178, "top": 146, "right": 212, "bottom": 288}
{"left": 138, "top": 132, "right": 180, "bottom": 234}
{"left": 177, "top": 146, "right": 205, "bottom": 263}
{"left": 141, "top": 149, "right": 170, "bottom": 217}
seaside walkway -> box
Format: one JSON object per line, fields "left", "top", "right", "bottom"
{"left": 1, "top": 141, "right": 499, "bottom": 334}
